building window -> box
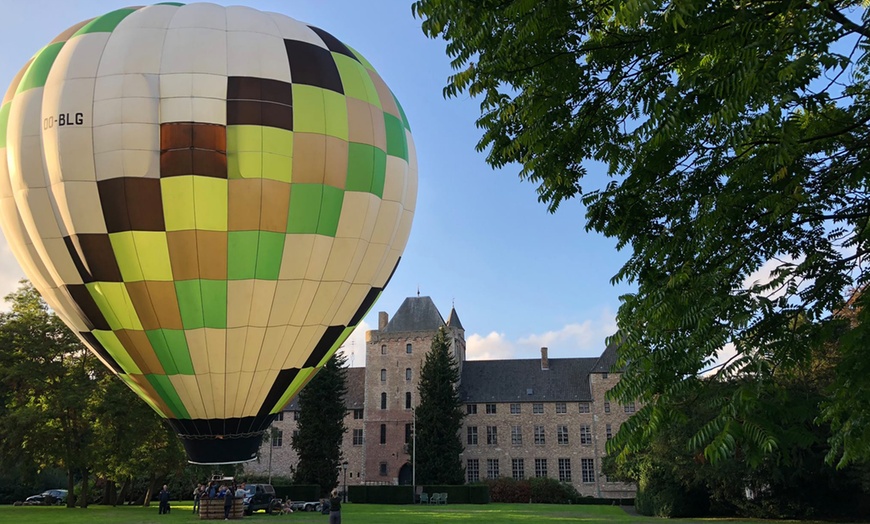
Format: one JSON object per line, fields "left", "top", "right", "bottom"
{"left": 272, "top": 430, "right": 283, "bottom": 447}
{"left": 510, "top": 403, "right": 521, "bottom": 414}
{"left": 579, "top": 402, "right": 590, "bottom": 414}
{"left": 405, "top": 368, "right": 412, "bottom": 380}
{"left": 381, "top": 344, "right": 387, "bottom": 355}
{"left": 511, "top": 425, "right": 522, "bottom": 445}
{"left": 606, "top": 424, "right": 612, "bottom": 440}
{"left": 381, "top": 392, "right": 387, "bottom": 410}
{"left": 353, "top": 429, "right": 364, "bottom": 446}
{"left": 604, "top": 401, "right": 611, "bottom": 414}
{"left": 405, "top": 423, "right": 412, "bottom": 444}
{"left": 467, "top": 426, "right": 478, "bottom": 445}
{"left": 293, "top": 411, "right": 300, "bottom": 420}
{"left": 380, "top": 368, "right": 387, "bottom": 382}
{"left": 602, "top": 372, "right": 609, "bottom": 379}
{"left": 467, "top": 459, "right": 479, "bottom": 483}
{"left": 624, "top": 402, "right": 636, "bottom": 413}
{"left": 406, "top": 343, "right": 412, "bottom": 354}
{"left": 534, "top": 458, "right": 548, "bottom": 478}
{"left": 533, "top": 403, "right": 544, "bottom": 414}
{"left": 380, "top": 424, "right": 387, "bottom": 445}
{"left": 292, "top": 430, "right": 299, "bottom": 441}
{"left": 486, "top": 458, "right": 500, "bottom": 479}
{"left": 275, "top": 412, "right": 284, "bottom": 421}
{"left": 405, "top": 392, "right": 412, "bottom": 409}
{"left": 379, "top": 462, "right": 388, "bottom": 476}
{"left": 353, "top": 409, "right": 363, "bottom": 419}
{"left": 466, "top": 404, "right": 477, "bottom": 415}
{"left": 558, "top": 458, "right": 572, "bottom": 482}
{"left": 534, "top": 425, "right": 545, "bottom": 445}
{"left": 557, "top": 425, "right": 569, "bottom": 445}
{"left": 555, "top": 402, "right": 567, "bottom": 414}
{"left": 581, "top": 458, "right": 595, "bottom": 483}
{"left": 485, "top": 403, "right": 497, "bottom": 414}
{"left": 486, "top": 426, "right": 498, "bottom": 445}
{"left": 512, "top": 458, "right": 525, "bottom": 480}
{"left": 580, "top": 424, "right": 592, "bottom": 445}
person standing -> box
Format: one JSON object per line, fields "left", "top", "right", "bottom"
{"left": 192, "top": 484, "right": 202, "bottom": 514}
{"left": 158, "top": 485, "right": 170, "bottom": 515}
{"left": 223, "top": 484, "right": 234, "bottom": 520}
{"left": 328, "top": 488, "right": 342, "bottom": 524}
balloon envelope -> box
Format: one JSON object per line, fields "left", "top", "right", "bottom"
{"left": 0, "top": 2, "right": 416, "bottom": 464}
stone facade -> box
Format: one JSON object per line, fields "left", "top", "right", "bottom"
{"left": 245, "top": 296, "right": 634, "bottom": 498}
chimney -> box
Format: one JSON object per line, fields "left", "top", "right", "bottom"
{"left": 541, "top": 347, "right": 549, "bottom": 370}
{"left": 378, "top": 311, "right": 389, "bottom": 330}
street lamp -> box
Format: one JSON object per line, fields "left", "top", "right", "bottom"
{"left": 342, "top": 461, "right": 348, "bottom": 503}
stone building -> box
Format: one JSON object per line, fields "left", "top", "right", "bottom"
{"left": 245, "top": 295, "right": 635, "bottom": 498}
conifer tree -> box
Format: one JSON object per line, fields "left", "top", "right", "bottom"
{"left": 414, "top": 327, "right": 465, "bottom": 484}
{"left": 292, "top": 351, "right": 348, "bottom": 495}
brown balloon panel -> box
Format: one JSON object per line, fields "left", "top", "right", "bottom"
{"left": 0, "top": 3, "right": 417, "bottom": 464}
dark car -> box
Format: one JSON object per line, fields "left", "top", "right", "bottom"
{"left": 24, "top": 489, "right": 68, "bottom": 506}
{"left": 242, "top": 483, "right": 277, "bottom": 515}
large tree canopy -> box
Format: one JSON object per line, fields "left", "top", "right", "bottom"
{"left": 411, "top": 0, "right": 870, "bottom": 466}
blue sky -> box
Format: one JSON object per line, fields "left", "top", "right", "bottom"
{"left": 0, "top": 1, "right": 634, "bottom": 367}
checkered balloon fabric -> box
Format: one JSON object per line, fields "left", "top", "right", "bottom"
{"left": 0, "top": 3, "right": 416, "bottom": 464}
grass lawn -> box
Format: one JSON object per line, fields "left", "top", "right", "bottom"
{"left": 0, "top": 503, "right": 850, "bottom": 524}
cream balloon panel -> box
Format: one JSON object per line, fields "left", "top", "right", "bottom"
{"left": 0, "top": 3, "right": 416, "bottom": 432}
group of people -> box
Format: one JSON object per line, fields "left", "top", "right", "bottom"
{"left": 191, "top": 480, "right": 247, "bottom": 519}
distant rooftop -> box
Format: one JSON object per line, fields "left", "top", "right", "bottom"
{"left": 591, "top": 338, "right": 621, "bottom": 373}
{"left": 384, "top": 296, "right": 446, "bottom": 332}
{"left": 459, "top": 357, "right": 598, "bottom": 403}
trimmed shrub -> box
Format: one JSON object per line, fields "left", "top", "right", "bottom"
{"left": 276, "top": 485, "right": 319, "bottom": 503}
{"left": 486, "top": 478, "right": 532, "bottom": 503}
{"left": 348, "top": 485, "right": 413, "bottom": 504}
{"left": 423, "top": 484, "right": 490, "bottom": 504}
{"left": 529, "top": 477, "right": 580, "bottom": 504}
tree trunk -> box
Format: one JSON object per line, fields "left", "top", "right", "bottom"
{"left": 143, "top": 472, "right": 157, "bottom": 507}
{"left": 116, "top": 477, "right": 131, "bottom": 506}
{"left": 79, "top": 468, "right": 89, "bottom": 508}
{"left": 102, "top": 479, "right": 115, "bottom": 505}
{"left": 66, "top": 468, "right": 75, "bottom": 508}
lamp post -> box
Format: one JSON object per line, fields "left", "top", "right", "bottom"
{"left": 342, "top": 461, "right": 348, "bottom": 503}
{"left": 268, "top": 427, "right": 276, "bottom": 485}
{"left": 412, "top": 409, "right": 416, "bottom": 502}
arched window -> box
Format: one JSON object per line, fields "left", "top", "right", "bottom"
{"left": 406, "top": 343, "right": 412, "bottom": 354}
{"left": 381, "top": 344, "right": 387, "bottom": 355}
{"left": 381, "top": 392, "right": 387, "bottom": 410}
{"left": 405, "top": 368, "right": 412, "bottom": 380}
{"left": 405, "top": 392, "right": 412, "bottom": 409}
{"left": 380, "top": 368, "right": 387, "bottom": 381}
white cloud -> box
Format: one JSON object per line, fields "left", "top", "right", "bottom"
{"left": 742, "top": 255, "right": 804, "bottom": 300}
{"left": 517, "top": 309, "right": 618, "bottom": 358}
{"left": 702, "top": 342, "right": 738, "bottom": 377}
{"left": 0, "top": 239, "right": 25, "bottom": 311}
{"left": 337, "top": 320, "right": 370, "bottom": 368}
{"left": 467, "top": 308, "right": 618, "bottom": 361}
{"left": 466, "top": 331, "right": 515, "bottom": 360}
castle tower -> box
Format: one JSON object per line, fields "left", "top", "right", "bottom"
{"left": 363, "top": 296, "right": 454, "bottom": 484}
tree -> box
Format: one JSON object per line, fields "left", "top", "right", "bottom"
{"left": 411, "top": 0, "right": 870, "bottom": 466}
{"left": 414, "top": 327, "right": 465, "bottom": 484}
{"left": 0, "top": 281, "right": 98, "bottom": 507}
{"left": 292, "top": 351, "right": 348, "bottom": 495}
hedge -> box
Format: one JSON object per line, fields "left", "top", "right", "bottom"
{"left": 348, "top": 485, "right": 413, "bottom": 504}
{"left": 422, "top": 485, "right": 489, "bottom": 504}
{"left": 273, "top": 484, "right": 319, "bottom": 502}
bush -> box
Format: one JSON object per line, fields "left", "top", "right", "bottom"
{"left": 277, "top": 485, "right": 319, "bottom": 502}
{"left": 423, "top": 485, "right": 489, "bottom": 504}
{"left": 486, "top": 478, "right": 532, "bottom": 503}
{"left": 529, "top": 477, "right": 580, "bottom": 504}
{"left": 348, "top": 485, "right": 413, "bottom": 504}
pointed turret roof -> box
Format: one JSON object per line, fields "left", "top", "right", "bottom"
{"left": 447, "top": 307, "right": 464, "bottom": 330}
{"left": 384, "top": 296, "right": 445, "bottom": 332}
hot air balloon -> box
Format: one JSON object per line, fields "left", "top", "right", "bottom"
{"left": 0, "top": 3, "right": 416, "bottom": 464}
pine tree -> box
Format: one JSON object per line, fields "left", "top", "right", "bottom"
{"left": 291, "top": 351, "right": 348, "bottom": 495}
{"left": 414, "top": 327, "right": 465, "bottom": 484}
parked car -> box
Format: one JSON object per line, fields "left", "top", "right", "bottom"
{"left": 290, "top": 500, "right": 322, "bottom": 512}
{"left": 242, "top": 483, "right": 277, "bottom": 515}
{"left": 24, "top": 489, "right": 68, "bottom": 506}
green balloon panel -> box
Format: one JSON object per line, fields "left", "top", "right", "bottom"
{"left": 0, "top": 4, "right": 416, "bottom": 424}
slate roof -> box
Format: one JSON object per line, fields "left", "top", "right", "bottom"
{"left": 447, "top": 307, "right": 464, "bottom": 330}
{"left": 459, "top": 357, "right": 598, "bottom": 403}
{"left": 591, "top": 339, "right": 621, "bottom": 373}
{"left": 384, "top": 296, "right": 445, "bottom": 332}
